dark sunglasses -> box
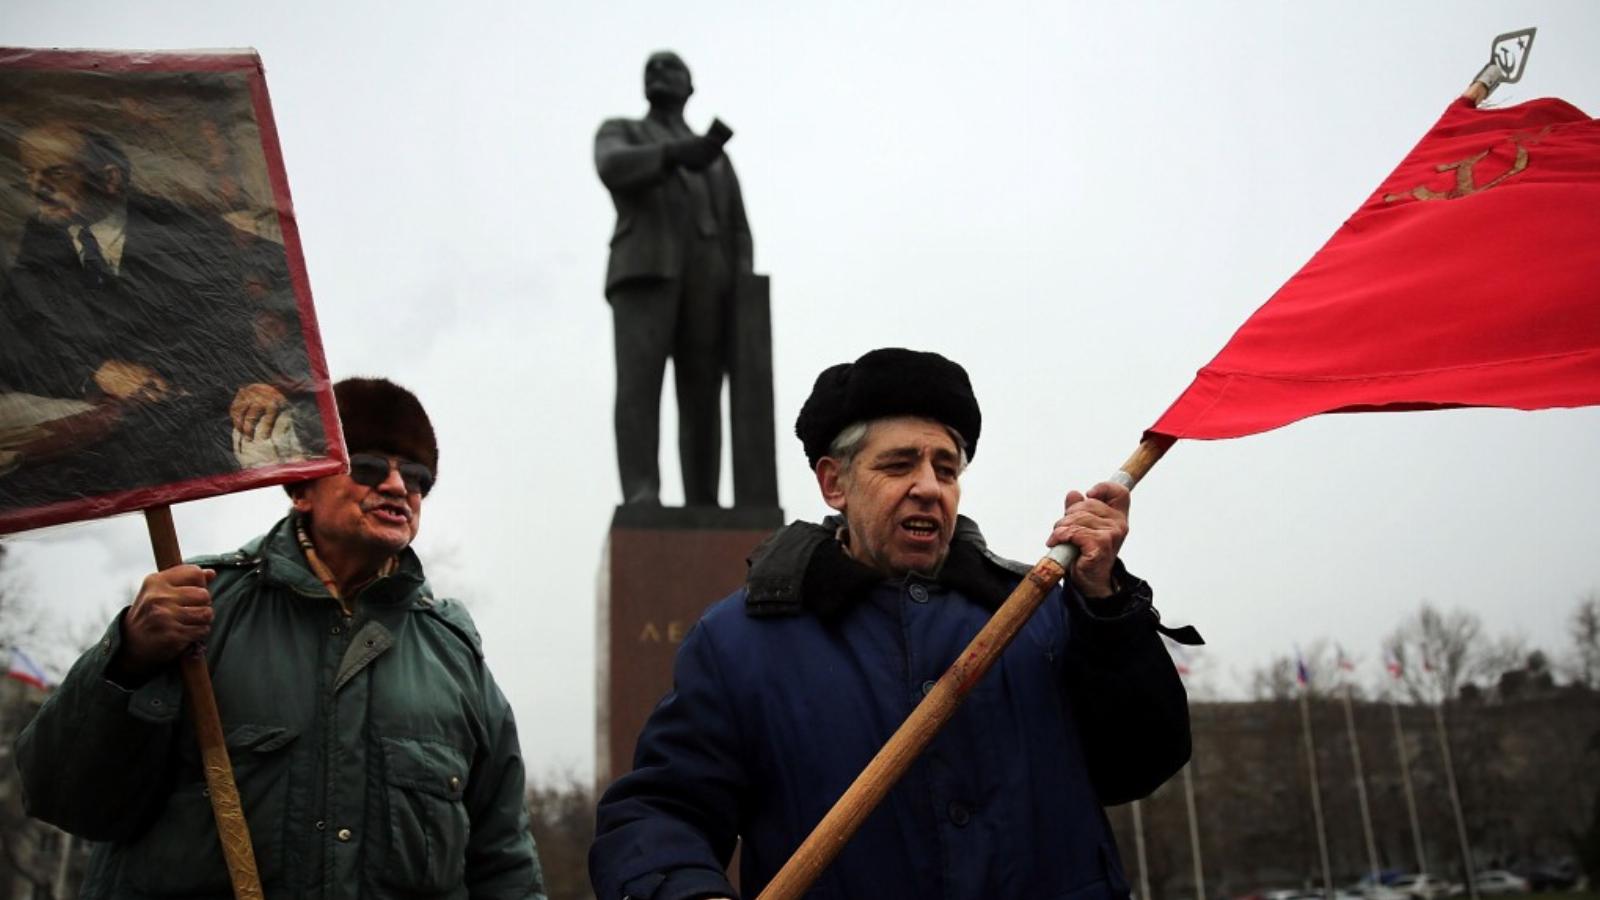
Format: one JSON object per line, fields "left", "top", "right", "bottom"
{"left": 347, "top": 453, "right": 435, "bottom": 497}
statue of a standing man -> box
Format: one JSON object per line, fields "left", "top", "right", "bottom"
{"left": 596, "top": 51, "right": 753, "bottom": 507}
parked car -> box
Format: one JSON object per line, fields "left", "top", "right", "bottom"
{"left": 1391, "top": 874, "right": 1458, "bottom": 900}
{"left": 1468, "top": 871, "right": 1530, "bottom": 895}
{"left": 1516, "top": 860, "right": 1578, "bottom": 892}
{"left": 1349, "top": 872, "right": 1410, "bottom": 900}
{"left": 1260, "top": 890, "right": 1324, "bottom": 900}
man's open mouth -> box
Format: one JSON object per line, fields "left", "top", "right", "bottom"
{"left": 366, "top": 502, "right": 410, "bottom": 524}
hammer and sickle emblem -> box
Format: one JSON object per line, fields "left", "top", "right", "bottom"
{"left": 1495, "top": 45, "right": 1517, "bottom": 73}
{"left": 1384, "top": 126, "right": 1552, "bottom": 203}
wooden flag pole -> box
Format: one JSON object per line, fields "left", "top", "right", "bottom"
{"left": 144, "top": 505, "right": 265, "bottom": 900}
{"left": 755, "top": 435, "right": 1174, "bottom": 900}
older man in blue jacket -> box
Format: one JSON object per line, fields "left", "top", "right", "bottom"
{"left": 590, "top": 348, "right": 1194, "bottom": 900}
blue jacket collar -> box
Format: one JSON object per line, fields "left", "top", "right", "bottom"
{"left": 744, "top": 515, "right": 1028, "bottom": 619}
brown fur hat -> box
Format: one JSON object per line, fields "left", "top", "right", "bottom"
{"left": 334, "top": 377, "right": 438, "bottom": 474}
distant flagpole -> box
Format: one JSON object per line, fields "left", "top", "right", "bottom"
{"left": 1386, "top": 650, "right": 1428, "bottom": 873}
{"left": 1182, "top": 765, "right": 1206, "bottom": 900}
{"left": 1297, "top": 652, "right": 1335, "bottom": 899}
{"left": 1131, "top": 799, "right": 1153, "bottom": 900}
{"left": 1419, "top": 642, "right": 1479, "bottom": 896}
{"left": 1433, "top": 696, "right": 1479, "bottom": 899}
{"left": 1170, "top": 639, "right": 1206, "bottom": 900}
{"left": 1338, "top": 648, "right": 1382, "bottom": 883}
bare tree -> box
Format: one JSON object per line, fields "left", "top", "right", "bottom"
{"left": 526, "top": 769, "right": 597, "bottom": 900}
{"left": 1381, "top": 602, "right": 1486, "bottom": 703}
{"left": 1578, "top": 729, "right": 1600, "bottom": 885}
{"left": 0, "top": 540, "right": 94, "bottom": 688}
{"left": 1566, "top": 592, "right": 1600, "bottom": 689}
{"left": 1474, "top": 633, "right": 1531, "bottom": 687}
{"left": 1247, "top": 655, "right": 1297, "bottom": 701}
{"left": 1246, "top": 640, "right": 1338, "bottom": 700}
{"left": 0, "top": 541, "right": 47, "bottom": 652}
{"left": 0, "top": 542, "right": 70, "bottom": 896}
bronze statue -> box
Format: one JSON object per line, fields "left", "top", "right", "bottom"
{"left": 596, "top": 51, "right": 753, "bottom": 507}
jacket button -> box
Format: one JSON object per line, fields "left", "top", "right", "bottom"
{"left": 336, "top": 828, "right": 353, "bottom": 842}
{"left": 921, "top": 680, "right": 936, "bottom": 697}
{"left": 448, "top": 776, "right": 461, "bottom": 791}
{"left": 908, "top": 583, "right": 929, "bottom": 603}
{"left": 948, "top": 802, "right": 970, "bottom": 826}
{"left": 330, "top": 625, "right": 342, "bottom": 635}
{"left": 314, "top": 820, "right": 326, "bottom": 831}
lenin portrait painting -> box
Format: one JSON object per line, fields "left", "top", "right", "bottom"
{"left": 0, "top": 49, "right": 344, "bottom": 534}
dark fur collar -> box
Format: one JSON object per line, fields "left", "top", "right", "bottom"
{"left": 745, "top": 516, "right": 1031, "bottom": 619}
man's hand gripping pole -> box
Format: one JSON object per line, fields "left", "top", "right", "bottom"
{"left": 144, "top": 506, "right": 264, "bottom": 900}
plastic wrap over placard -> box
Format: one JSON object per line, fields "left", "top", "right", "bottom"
{"left": 0, "top": 48, "right": 346, "bottom": 534}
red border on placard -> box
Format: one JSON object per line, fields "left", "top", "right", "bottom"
{"left": 0, "top": 48, "right": 348, "bottom": 536}
{"left": 245, "top": 51, "right": 347, "bottom": 472}
{"left": 0, "top": 47, "right": 263, "bottom": 73}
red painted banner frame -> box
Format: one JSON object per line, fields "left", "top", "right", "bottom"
{"left": 0, "top": 48, "right": 345, "bottom": 534}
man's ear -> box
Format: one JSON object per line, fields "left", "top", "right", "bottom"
{"left": 290, "top": 484, "right": 313, "bottom": 514}
{"left": 816, "top": 458, "right": 848, "bottom": 513}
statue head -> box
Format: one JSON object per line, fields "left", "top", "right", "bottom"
{"left": 643, "top": 51, "right": 693, "bottom": 108}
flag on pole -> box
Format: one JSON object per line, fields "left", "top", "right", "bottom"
{"left": 5, "top": 647, "right": 51, "bottom": 690}
{"left": 1337, "top": 645, "right": 1356, "bottom": 673}
{"left": 1296, "top": 651, "right": 1312, "bottom": 688}
{"left": 1384, "top": 649, "right": 1404, "bottom": 680}
{"left": 1149, "top": 97, "right": 1600, "bottom": 441}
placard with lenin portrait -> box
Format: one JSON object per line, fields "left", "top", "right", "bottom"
{"left": 0, "top": 48, "right": 345, "bottom": 534}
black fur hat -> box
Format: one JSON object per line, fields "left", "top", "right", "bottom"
{"left": 334, "top": 377, "right": 438, "bottom": 474}
{"left": 794, "top": 348, "right": 980, "bottom": 468}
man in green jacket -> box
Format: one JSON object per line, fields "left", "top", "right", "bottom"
{"left": 16, "top": 377, "right": 546, "bottom": 899}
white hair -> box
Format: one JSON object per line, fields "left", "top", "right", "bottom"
{"left": 825, "top": 418, "right": 970, "bottom": 481}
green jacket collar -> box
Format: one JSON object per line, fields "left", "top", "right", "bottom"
{"left": 248, "top": 514, "right": 429, "bottom": 609}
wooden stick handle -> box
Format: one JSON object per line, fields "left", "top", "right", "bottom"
{"left": 144, "top": 506, "right": 265, "bottom": 900}
{"left": 756, "top": 436, "right": 1175, "bottom": 900}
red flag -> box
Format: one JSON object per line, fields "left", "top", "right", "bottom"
{"left": 1149, "top": 97, "right": 1600, "bottom": 440}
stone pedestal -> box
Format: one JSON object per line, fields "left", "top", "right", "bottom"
{"left": 596, "top": 505, "right": 783, "bottom": 788}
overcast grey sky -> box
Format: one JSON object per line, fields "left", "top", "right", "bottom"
{"left": 6, "top": 1, "right": 1599, "bottom": 780}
